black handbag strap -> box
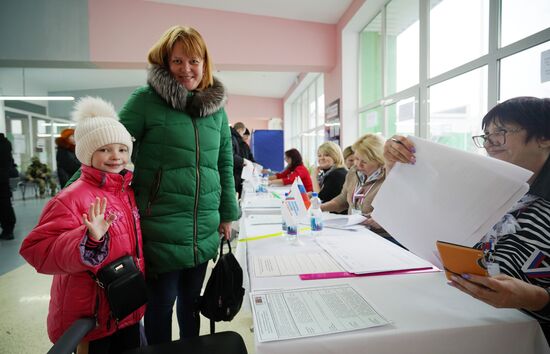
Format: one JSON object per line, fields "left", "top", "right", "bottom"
{"left": 219, "top": 237, "right": 232, "bottom": 255}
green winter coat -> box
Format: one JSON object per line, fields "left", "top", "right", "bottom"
{"left": 119, "top": 65, "right": 239, "bottom": 276}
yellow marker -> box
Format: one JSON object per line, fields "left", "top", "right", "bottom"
{"left": 238, "top": 227, "right": 310, "bottom": 242}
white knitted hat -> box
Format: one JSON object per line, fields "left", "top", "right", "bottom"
{"left": 72, "top": 96, "right": 133, "bottom": 166}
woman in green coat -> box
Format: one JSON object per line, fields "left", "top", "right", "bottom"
{"left": 118, "top": 25, "right": 239, "bottom": 344}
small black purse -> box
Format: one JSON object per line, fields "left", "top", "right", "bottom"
{"left": 93, "top": 255, "right": 147, "bottom": 321}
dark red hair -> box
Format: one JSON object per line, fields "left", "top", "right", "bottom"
{"left": 285, "top": 148, "right": 303, "bottom": 172}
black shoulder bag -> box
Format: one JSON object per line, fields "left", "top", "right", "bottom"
{"left": 88, "top": 230, "right": 147, "bottom": 323}
{"left": 94, "top": 255, "right": 147, "bottom": 322}
{"left": 200, "top": 238, "right": 245, "bottom": 334}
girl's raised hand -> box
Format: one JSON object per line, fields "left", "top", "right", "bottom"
{"left": 82, "top": 197, "right": 116, "bottom": 241}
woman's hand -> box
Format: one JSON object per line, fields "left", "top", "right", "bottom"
{"left": 384, "top": 135, "right": 416, "bottom": 171}
{"left": 449, "top": 273, "right": 550, "bottom": 311}
{"left": 82, "top": 197, "right": 116, "bottom": 241}
{"left": 218, "top": 221, "right": 232, "bottom": 241}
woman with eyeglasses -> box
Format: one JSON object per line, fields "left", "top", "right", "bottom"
{"left": 385, "top": 96, "right": 550, "bottom": 340}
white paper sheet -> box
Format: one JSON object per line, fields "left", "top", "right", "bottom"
{"left": 250, "top": 285, "right": 389, "bottom": 342}
{"left": 323, "top": 214, "right": 366, "bottom": 228}
{"left": 243, "top": 198, "right": 282, "bottom": 209}
{"left": 248, "top": 214, "right": 283, "bottom": 225}
{"left": 253, "top": 252, "right": 344, "bottom": 277}
{"left": 371, "top": 136, "right": 532, "bottom": 266}
{"left": 315, "top": 232, "right": 434, "bottom": 274}
{"left": 241, "top": 158, "right": 255, "bottom": 180}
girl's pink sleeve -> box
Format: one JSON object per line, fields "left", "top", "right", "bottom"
{"left": 20, "top": 199, "right": 100, "bottom": 275}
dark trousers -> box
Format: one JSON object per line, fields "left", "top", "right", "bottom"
{"left": 0, "top": 197, "right": 15, "bottom": 234}
{"left": 88, "top": 323, "right": 140, "bottom": 354}
{"left": 144, "top": 262, "right": 208, "bottom": 345}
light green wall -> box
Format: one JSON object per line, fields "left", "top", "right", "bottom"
{"left": 0, "top": 0, "right": 89, "bottom": 64}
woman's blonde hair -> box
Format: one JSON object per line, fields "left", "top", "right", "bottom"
{"left": 343, "top": 146, "right": 354, "bottom": 159}
{"left": 317, "top": 141, "right": 345, "bottom": 168}
{"left": 147, "top": 25, "right": 214, "bottom": 90}
{"left": 352, "top": 134, "right": 385, "bottom": 167}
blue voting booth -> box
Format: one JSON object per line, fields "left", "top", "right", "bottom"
{"left": 251, "top": 130, "right": 284, "bottom": 171}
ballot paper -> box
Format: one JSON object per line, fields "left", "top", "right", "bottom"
{"left": 371, "top": 136, "right": 533, "bottom": 267}
{"left": 253, "top": 252, "right": 344, "bottom": 277}
{"left": 250, "top": 285, "right": 389, "bottom": 342}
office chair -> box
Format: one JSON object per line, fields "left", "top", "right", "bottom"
{"left": 122, "top": 331, "right": 248, "bottom": 354}
{"left": 46, "top": 318, "right": 248, "bottom": 354}
{"left": 46, "top": 317, "right": 95, "bottom": 354}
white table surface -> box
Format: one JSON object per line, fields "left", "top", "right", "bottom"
{"left": 235, "top": 200, "right": 550, "bottom": 354}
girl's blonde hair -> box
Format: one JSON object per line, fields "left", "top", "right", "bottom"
{"left": 351, "top": 134, "right": 385, "bottom": 166}
{"left": 147, "top": 25, "right": 214, "bottom": 90}
{"left": 317, "top": 141, "right": 345, "bottom": 168}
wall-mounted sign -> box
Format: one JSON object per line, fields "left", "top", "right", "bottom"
{"left": 325, "top": 99, "right": 340, "bottom": 145}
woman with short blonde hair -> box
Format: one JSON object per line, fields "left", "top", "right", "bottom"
{"left": 343, "top": 146, "right": 355, "bottom": 169}
{"left": 322, "top": 134, "right": 390, "bottom": 238}
{"left": 311, "top": 142, "right": 347, "bottom": 205}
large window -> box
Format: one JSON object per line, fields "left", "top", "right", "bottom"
{"left": 357, "top": 0, "right": 550, "bottom": 152}
{"left": 500, "top": 41, "right": 550, "bottom": 100}
{"left": 429, "top": 0, "right": 489, "bottom": 78}
{"left": 288, "top": 74, "right": 325, "bottom": 167}
{"left": 429, "top": 67, "right": 488, "bottom": 152}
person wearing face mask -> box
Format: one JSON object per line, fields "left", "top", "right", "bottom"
{"left": 385, "top": 97, "right": 550, "bottom": 341}
{"left": 321, "top": 134, "right": 391, "bottom": 238}
{"left": 310, "top": 141, "right": 347, "bottom": 205}
{"left": 117, "top": 25, "right": 239, "bottom": 344}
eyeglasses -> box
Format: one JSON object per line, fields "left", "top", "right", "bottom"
{"left": 471, "top": 128, "right": 523, "bottom": 148}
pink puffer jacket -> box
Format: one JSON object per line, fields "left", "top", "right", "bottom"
{"left": 20, "top": 164, "right": 145, "bottom": 343}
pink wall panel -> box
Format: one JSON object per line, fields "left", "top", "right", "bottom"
{"left": 88, "top": 0, "right": 336, "bottom": 72}
{"left": 226, "top": 94, "right": 282, "bottom": 130}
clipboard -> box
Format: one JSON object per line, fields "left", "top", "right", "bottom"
{"left": 436, "top": 240, "right": 488, "bottom": 280}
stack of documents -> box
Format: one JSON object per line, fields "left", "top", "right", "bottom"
{"left": 372, "top": 136, "right": 533, "bottom": 267}
{"left": 250, "top": 285, "right": 389, "bottom": 342}
{"left": 315, "top": 231, "right": 434, "bottom": 274}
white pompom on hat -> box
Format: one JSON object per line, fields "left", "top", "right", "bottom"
{"left": 72, "top": 96, "right": 133, "bottom": 166}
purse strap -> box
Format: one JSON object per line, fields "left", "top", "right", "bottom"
{"left": 219, "top": 237, "right": 232, "bottom": 256}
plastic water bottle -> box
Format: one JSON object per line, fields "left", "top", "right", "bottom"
{"left": 257, "top": 173, "right": 268, "bottom": 194}
{"left": 286, "top": 219, "right": 298, "bottom": 243}
{"left": 309, "top": 192, "right": 323, "bottom": 236}
{"left": 281, "top": 193, "right": 289, "bottom": 233}
{"left": 262, "top": 173, "right": 269, "bottom": 193}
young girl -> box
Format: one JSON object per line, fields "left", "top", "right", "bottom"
{"left": 20, "top": 97, "right": 145, "bottom": 354}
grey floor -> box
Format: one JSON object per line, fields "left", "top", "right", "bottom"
{"left": 0, "top": 191, "right": 254, "bottom": 353}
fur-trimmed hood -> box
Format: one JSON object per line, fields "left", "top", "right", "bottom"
{"left": 147, "top": 65, "right": 226, "bottom": 117}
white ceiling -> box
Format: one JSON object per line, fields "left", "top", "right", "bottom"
{"left": 147, "top": 0, "right": 353, "bottom": 24}
{"left": 1, "top": 1, "right": 350, "bottom": 99}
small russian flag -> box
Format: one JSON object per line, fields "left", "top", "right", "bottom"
{"left": 296, "top": 179, "right": 311, "bottom": 209}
